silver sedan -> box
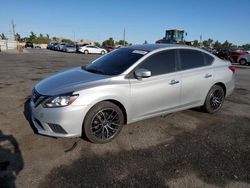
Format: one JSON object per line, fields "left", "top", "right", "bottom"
{"left": 30, "top": 44, "right": 235, "bottom": 143}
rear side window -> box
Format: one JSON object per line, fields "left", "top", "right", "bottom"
{"left": 203, "top": 53, "right": 214, "bottom": 65}
{"left": 179, "top": 49, "right": 205, "bottom": 70}
{"left": 138, "top": 50, "right": 176, "bottom": 76}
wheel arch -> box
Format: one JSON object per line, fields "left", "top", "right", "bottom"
{"left": 214, "top": 82, "right": 226, "bottom": 96}
{"left": 239, "top": 58, "right": 247, "bottom": 62}
{"left": 103, "top": 99, "right": 127, "bottom": 124}
{"left": 83, "top": 99, "right": 128, "bottom": 125}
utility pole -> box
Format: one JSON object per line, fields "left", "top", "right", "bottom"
{"left": 123, "top": 28, "right": 126, "bottom": 46}
{"left": 11, "top": 19, "right": 16, "bottom": 40}
{"left": 200, "top": 34, "right": 202, "bottom": 47}
{"left": 73, "top": 31, "right": 75, "bottom": 43}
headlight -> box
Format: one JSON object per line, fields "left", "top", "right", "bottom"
{"left": 43, "top": 94, "right": 79, "bottom": 108}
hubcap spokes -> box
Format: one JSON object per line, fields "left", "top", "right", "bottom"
{"left": 210, "top": 90, "right": 224, "bottom": 110}
{"left": 91, "top": 109, "right": 120, "bottom": 140}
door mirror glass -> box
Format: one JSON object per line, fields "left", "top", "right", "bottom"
{"left": 134, "top": 68, "right": 151, "bottom": 78}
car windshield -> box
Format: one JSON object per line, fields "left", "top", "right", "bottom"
{"left": 84, "top": 48, "right": 147, "bottom": 75}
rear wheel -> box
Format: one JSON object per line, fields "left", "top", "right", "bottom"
{"left": 101, "top": 50, "right": 105, "bottom": 55}
{"left": 202, "top": 85, "right": 225, "bottom": 113}
{"left": 239, "top": 59, "right": 247, "bottom": 65}
{"left": 83, "top": 101, "right": 124, "bottom": 143}
{"left": 84, "top": 50, "right": 89, "bottom": 54}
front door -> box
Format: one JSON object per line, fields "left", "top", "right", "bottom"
{"left": 128, "top": 49, "right": 181, "bottom": 121}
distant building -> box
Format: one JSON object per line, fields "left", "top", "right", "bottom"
{"left": 78, "top": 39, "right": 95, "bottom": 45}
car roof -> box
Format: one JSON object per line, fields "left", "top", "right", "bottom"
{"left": 127, "top": 44, "right": 179, "bottom": 52}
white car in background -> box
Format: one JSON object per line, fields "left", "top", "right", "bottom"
{"left": 78, "top": 45, "right": 107, "bottom": 54}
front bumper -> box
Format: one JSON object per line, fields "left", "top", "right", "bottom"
{"left": 30, "top": 100, "right": 89, "bottom": 138}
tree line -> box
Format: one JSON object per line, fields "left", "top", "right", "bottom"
{"left": 186, "top": 38, "right": 250, "bottom": 50}
{"left": 0, "top": 32, "right": 75, "bottom": 44}
{"left": 102, "top": 37, "right": 131, "bottom": 47}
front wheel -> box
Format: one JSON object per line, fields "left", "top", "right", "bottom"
{"left": 83, "top": 101, "right": 124, "bottom": 143}
{"left": 202, "top": 85, "right": 225, "bottom": 113}
{"left": 101, "top": 50, "right": 105, "bottom": 55}
{"left": 84, "top": 50, "right": 89, "bottom": 54}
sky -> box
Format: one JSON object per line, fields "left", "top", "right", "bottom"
{"left": 0, "top": 0, "right": 249, "bottom": 45}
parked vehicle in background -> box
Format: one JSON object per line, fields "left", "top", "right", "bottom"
{"left": 47, "top": 42, "right": 55, "bottom": 49}
{"left": 104, "top": 46, "right": 115, "bottom": 53}
{"left": 54, "top": 43, "right": 62, "bottom": 51}
{"left": 56, "top": 43, "right": 66, "bottom": 51}
{"left": 30, "top": 44, "right": 235, "bottom": 143}
{"left": 213, "top": 49, "right": 233, "bottom": 63}
{"left": 76, "top": 44, "right": 88, "bottom": 53}
{"left": 50, "top": 43, "right": 59, "bottom": 50}
{"left": 62, "top": 44, "right": 77, "bottom": 53}
{"left": 229, "top": 50, "right": 248, "bottom": 62}
{"left": 25, "top": 42, "right": 34, "bottom": 48}
{"left": 34, "top": 45, "right": 41, "bottom": 49}
{"left": 237, "top": 54, "right": 250, "bottom": 65}
{"left": 78, "top": 45, "right": 107, "bottom": 54}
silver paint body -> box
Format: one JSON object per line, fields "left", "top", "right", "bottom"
{"left": 30, "top": 44, "right": 235, "bottom": 138}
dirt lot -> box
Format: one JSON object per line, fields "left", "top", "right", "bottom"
{"left": 0, "top": 49, "right": 250, "bottom": 188}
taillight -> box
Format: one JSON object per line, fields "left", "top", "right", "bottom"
{"left": 229, "top": 66, "right": 236, "bottom": 74}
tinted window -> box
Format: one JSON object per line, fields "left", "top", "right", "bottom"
{"left": 203, "top": 53, "right": 214, "bottom": 65}
{"left": 138, "top": 50, "right": 176, "bottom": 76}
{"left": 84, "top": 48, "right": 145, "bottom": 75}
{"left": 179, "top": 49, "right": 205, "bottom": 70}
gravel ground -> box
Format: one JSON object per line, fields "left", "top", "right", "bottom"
{"left": 0, "top": 49, "right": 250, "bottom": 188}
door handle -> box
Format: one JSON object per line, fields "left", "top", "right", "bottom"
{"left": 204, "top": 74, "right": 212, "bottom": 78}
{"left": 169, "top": 80, "right": 179, "bottom": 85}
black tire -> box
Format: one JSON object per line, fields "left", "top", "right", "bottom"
{"left": 83, "top": 101, "right": 124, "bottom": 143}
{"left": 202, "top": 85, "right": 225, "bottom": 113}
{"left": 101, "top": 50, "right": 105, "bottom": 55}
{"left": 239, "top": 59, "right": 247, "bottom": 65}
{"left": 84, "top": 50, "right": 89, "bottom": 54}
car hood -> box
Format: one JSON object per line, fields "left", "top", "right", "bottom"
{"left": 35, "top": 67, "right": 111, "bottom": 96}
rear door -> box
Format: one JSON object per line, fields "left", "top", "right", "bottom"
{"left": 129, "top": 49, "right": 181, "bottom": 121}
{"left": 178, "top": 49, "right": 214, "bottom": 107}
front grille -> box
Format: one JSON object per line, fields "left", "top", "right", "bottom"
{"left": 48, "top": 123, "right": 67, "bottom": 134}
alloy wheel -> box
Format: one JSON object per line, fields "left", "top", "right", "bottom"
{"left": 91, "top": 108, "right": 121, "bottom": 140}
{"left": 209, "top": 89, "right": 224, "bottom": 110}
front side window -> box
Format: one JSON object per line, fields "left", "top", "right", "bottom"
{"left": 179, "top": 49, "right": 206, "bottom": 70}
{"left": 138, "top": 50, "right": 177, "bottom": 76}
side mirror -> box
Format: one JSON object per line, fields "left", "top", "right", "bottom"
{"left": 134, "top": 68, "right": 151, "bottom": 78}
